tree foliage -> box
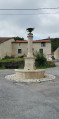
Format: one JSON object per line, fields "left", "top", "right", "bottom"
{"left": 42, "top": 38, "right": 59, "bottom": 52}
{"left": 35, "top": 52, "right": 47, "bottom": 66}
{"left": 14, "top": 36, "right": 24, "bottom": 41}
{"left": 50, "top": 38, "right": 59, "bottom": 52}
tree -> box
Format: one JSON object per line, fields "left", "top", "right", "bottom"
{"left": 14, "top": 36, "right": 24, "bottom": 41}
{"left": 42, "top": 37, "right": 59, "bottom": 52}
{"left": 50, "top": 38, "right": 59, "bottom": 52}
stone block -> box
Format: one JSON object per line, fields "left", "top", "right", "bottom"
{"left": 15, "top": 69, "right": 45, "bottom": 80}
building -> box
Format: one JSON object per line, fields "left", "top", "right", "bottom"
{"left": 0, "top": 37, "right": 14, "bottom": 59}
{"left": 0, "top": 37, "right": 51, "bottom": 59}
{"left": 12, "top": 39, "right": 51, "bottom": 58}
{"left": 54, "top": 47, "right": 59, "bottom": 60}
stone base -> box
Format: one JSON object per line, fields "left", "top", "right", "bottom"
{"left": 5, "top": 73, "right": 56, "bottom": 83}
{"left": 24, "top": 57, "right": 35, "bottom": 70}
{"left": 15, "top": 69, "right": 45, "bottom": 80}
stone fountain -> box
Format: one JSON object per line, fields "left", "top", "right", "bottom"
{"left": 15, "top": 28, "right": 45, "bottom": 80}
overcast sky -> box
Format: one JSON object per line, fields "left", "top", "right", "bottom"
{"left": 0, "top": 0, "right": 59, "bottom": 40}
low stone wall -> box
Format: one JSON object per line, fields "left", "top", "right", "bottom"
{"left": 15, "top": 69, "right": 45, "bottom": 80}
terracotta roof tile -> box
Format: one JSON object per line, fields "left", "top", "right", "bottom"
{"left": 33, "top": 40, "right": 51, "bottom": 43}
{"left": 12, "top": 40, "right": 50, "bottom": 43}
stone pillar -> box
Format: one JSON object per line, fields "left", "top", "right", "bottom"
{"left": 27, "top": 33, "right": 33, "bottom": 57}
{"left": 24, "top": 33, "right": 35, "bottom": 70}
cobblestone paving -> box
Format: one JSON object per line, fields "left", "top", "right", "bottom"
{"left": 0, "top": 67, "right": 59, "bottom": 119}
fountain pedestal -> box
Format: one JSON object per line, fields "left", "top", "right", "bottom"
{"left": 24, "top": 57, "right": 35, "bottom": 70}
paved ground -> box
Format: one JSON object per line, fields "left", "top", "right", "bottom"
{"left": 55, "top": 61, "right": 59, "bottom": 66}
{"left": 0, "top": 67, "right": 59, "bottom": 119}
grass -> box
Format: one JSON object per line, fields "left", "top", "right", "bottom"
{"left": 18, "top": 67, "right": 24, "bottom": 69}
{"left": 36, "top": 65, "right": 56, "bottom": 69}
{"left": 18, "top": 65, "right": 56, "bottom": 69}
{"left": 0, "top": 65, "right": 56, "bottom": 70}
{"left": 0, "top": 67, "right": 5, "bottom": 69}
{"left": 0, "top": 58, "right": 24, "bottom": 62}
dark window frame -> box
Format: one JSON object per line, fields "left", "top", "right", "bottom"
{"left": 41, "top": 42, "right": 46, "bottom": 47}
{"left": 18, "top": 49, "right": 22, "bottom": 53}
{"left": 39, "top": 49, "right": 43, "bottom": 54}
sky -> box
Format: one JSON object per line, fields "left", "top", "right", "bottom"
{"left": 0, "top": 0, "right": 59, "bottom": 40}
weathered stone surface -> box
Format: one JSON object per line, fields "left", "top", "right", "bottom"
{"left": 15, "top": 31, "right": 45, "bottom": 80}
{"left": 27, "top": 33, "right": 33, "bottom": 57}
{"left": 24, "top": 57, "right": 35, "bottom": 70}
{"left": 15, "top": 69, "right": 45, "bottom": 80}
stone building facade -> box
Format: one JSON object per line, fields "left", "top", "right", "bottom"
{"left": 0, "top": 37, "right": 14, "bottom": 59}
{"left": 0, "top": 37, "right": 51, "bottom": 59}
{"left": 12, "top": 40, "right": 51, "bottom": 58}
{"left": 54, "top": 47, "right": 59, "bottom": 60}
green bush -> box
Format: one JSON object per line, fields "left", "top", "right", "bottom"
{"left": 18, "top": 54, "right": 26, "bottom": 58}
{"left": 2, "top": 55, "right": 14, "bottom": 60}
{"left": 35, "top": 52, "right": 56, "bottom": 68}
{"left": 0, "top": 60, "right": 24, "bottom": 69}
{"left": 5, "top": 61, "right": 24, "bottom": 69}
{"left": 47, "top": 61, "right": 56, "bottom": 67}
{"left": 5, "top": 62, "right": 19, "bottom": 69}
{"left": 35, "top": 52, "right": 47, "bottom": 66}
{"left": 0, "top": 57, "right": 24, "bottom": 62}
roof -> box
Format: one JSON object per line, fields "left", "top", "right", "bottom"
{"left": 12, "top": 40, "right": 51, "bottom": 43}
{"left": 0, "top": 37, "right": 14, "bottom": 44}
{"left": 0, "top": 37, "right": 51, "bottom": 44}
{"left": 33, "top": 40, "right": 50, "bottom": 43}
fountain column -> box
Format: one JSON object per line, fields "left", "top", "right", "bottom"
{"left": 24, "top": 33, "right": 35, "bottom": 70}
{"left": 27, "top": 33, "right": 33, "bottom": 57}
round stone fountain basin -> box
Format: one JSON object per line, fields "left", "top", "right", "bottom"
{"left": 15, "top": 69, "right": 45, "bottom": 80}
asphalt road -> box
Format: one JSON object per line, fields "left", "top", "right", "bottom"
{"left": 0, "top": 67, "right": 59, "bottom": 119}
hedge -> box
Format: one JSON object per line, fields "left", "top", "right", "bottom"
{"left": 0, "top": 59, "right": 55, "bottom": 69}
{"left": 0, "top": 61, "right": 24, "bottom": 69}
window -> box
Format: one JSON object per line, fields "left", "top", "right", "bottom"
{"left": 18, "top": 49, "right": 22, "bottom": 53}
{"left": 41, "top": 42, "right": 46, "bottom": 47}
{"left": 39, "top": 49, "right": 43, "bottom": 55}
